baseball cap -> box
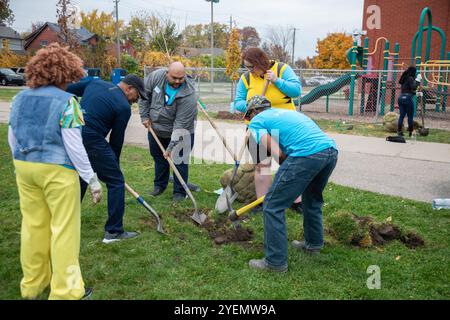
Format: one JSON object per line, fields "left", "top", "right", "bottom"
{"left": 244, "top": 95, "right": 271, "bottom": 120}
{"left": 122, "top": 74, "right": 147, "bottom": 100}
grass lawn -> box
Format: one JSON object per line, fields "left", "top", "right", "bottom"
{"left": 0, "top": 88, "right": 22, "bottom": 102}
{"left": 0, "top": 123, "right": 449, "bottom": 300}
{"left": 197, "top": 111, "right": 450, "bottom": 144}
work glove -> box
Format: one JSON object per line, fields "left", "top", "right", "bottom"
{"left": 88, "top": 173, "right": 102, "bottom": 204}
{"left": 415, "top": 73, "right": 422, "bottom": 83}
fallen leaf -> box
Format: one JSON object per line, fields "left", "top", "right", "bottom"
{"left": 395, "top": 256, "right": 401, "bottom": 261}
{"left": 386, "top": 216, "right": 392, "bottom": 222}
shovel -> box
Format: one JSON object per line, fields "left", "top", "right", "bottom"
{"left": 125, "top": 183, "right": 165, "bottom": 234}
{"left": 227, "top": 195, "right": 265, "bottom": 222}
{"left": 215, "top": 80, "right": 271, "bottom": 213}
{"left": 417, "top": 89, "right": 429, "bottom": 136}
{"left": 148, "top": 126, "right": 207, "bottom": 225}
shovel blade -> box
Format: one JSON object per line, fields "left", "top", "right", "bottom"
{"left": 191, "top": 211, "right": 208, "bottom": 225}
{"left": 215, "top": 186, "right": 238, "bottom": 213}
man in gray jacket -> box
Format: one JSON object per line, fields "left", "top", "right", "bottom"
{"left": 139, "top": 62, "right": 198, "bottom": 202}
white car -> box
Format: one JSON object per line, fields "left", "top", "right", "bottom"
{"left": 305, "top": 76, "right": 335, "bottom": 86}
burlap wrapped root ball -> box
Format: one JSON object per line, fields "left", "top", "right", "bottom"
{"left": 219, "top": 164, "right": 257, "bottom": 203}
{"left": 383, "top": 112, "right": 421, "bottom": 132}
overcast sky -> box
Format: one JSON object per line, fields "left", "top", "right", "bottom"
{"left": 10, "top": 0, "right": 364, "bottom": 59}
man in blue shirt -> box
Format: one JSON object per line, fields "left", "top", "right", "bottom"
{"left": 67, "top": 74, "right": 147, "bottom": 243}
{"left": 245, "top": 95, "right": 338, "bottom": 273}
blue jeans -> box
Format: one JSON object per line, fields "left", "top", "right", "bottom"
{"left": 263, "top": 147, "right": 338, "bottom": 268}
{"left": 148, "top": 132, "right": 194, "bottom": 196}
{"left": 398, "top": 93, "right": 414, "bottom": 132}
{"left": 80, "top": 129, "right": 125, "bottom": 234}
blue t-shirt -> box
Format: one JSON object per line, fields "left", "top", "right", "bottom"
{"left": 165, "top": 82, "right": 182, "bottom": 106}
{"left": 248, "top": 108, "right": 337, "bottom": 157}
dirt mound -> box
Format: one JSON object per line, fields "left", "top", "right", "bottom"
{"left": 216, "top": 111, "right": 243, "bottom": 121}
{"left": 171, "top": 208, "right": 254, "bottom": 245}
{"left": 327, "top": 211, "right": 425, "bottom": 249}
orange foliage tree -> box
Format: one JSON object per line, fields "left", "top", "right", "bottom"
{"left": 0, "top": 49, "right": 31, "bottom": 67}
{"left": 314, "top": 33, "right": 353, "bottom": 69}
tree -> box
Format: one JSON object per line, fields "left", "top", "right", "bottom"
{"left": 0, "top": 48, "right": 30, "bottom": 67}
{"left": 226, "top": 28, "right": 241, "bottom": 99}
{"left": 121, "top": 53, "right": 141, "bottom": 76}
{"left": 264, "top": 25, "right": 293, "bottom": 63}
{"left": 125, "top": 12, "right": 150, "bottom": 52}
{"left": 239, "top": 26, "right": 260, "bottom": 50}
{"left": 56, "top": 0, "right": 78, "bottom": 48}
{"left": 80, "top": 9, "right": 123, "bottom": 41}
{"left": 148, "top": 14, "right": 182, "bottom": 55}
{"left": 0, "top": 0, "right": 14, "bottom": 25}
{"left": 314, "top": 32, "right": 353, "bottom": 69}
{"left": 182, "top": 23, "right": 228, "bottom": 49}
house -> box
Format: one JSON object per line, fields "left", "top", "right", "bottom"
{"left": 0, "top": 24, "right": 26, "bottom": 55}
{"left": 24, "top": 22, "right": 98, "bottom": 52}
{"left": 177, "top": 46, "right": 225, "bottom": 58}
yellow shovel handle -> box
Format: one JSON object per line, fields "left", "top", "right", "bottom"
{"left": 236, "top": 195, "right": 265, "bottom": 217}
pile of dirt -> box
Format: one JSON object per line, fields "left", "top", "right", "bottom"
{"left": 216, "top": 111, "right": 243, "bottom": 121}
{"left": 326, "top": 210, "right": 425, "bottom": 249}
{"left": 202, "top": 217, "right": 254, "bottom": 245}
{"left": 171, "top": 208, "right": 254, "bottom": 245}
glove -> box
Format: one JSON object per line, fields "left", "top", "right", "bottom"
{"left": 415, "top": 73, "right": 422, "bottom": 82}
{"left": 88, "top": 173, "right": 102, "bottom": 204}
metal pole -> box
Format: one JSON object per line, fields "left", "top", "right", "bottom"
{"left": 210, "top": 0, "right": 214, "bottom": 93}
{"left": 292, "top": 28, "right": 296, "bottom": 66}
{"left": 379, "top": 40, "right": 390, "bottom": 115}
{"left": 115, "top": 0, "right": 120, "bottom": 67}
{"left": 360, "top": 37, "right": 369, "bottom": 114}
{"left": 390, "top": 43, "right": 399, "bottom": 112}
{"left": 348, "top": 40, "right": 357, "bottom": 115}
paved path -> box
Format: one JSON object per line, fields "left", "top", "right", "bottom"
{"left": 2, "top": 101, "right": 449, "bottom": 203}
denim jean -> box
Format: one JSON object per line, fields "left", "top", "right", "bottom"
{"left": 262, "top": 147, "right": 338, "bottom": 268}
{"left": 80, "top": 129, "right": 125, "bottom": 234}
{"left": 148, "top": 132, "right": 194, "bottom": 196}
{"left": 398, "top": 93, "right": 414, "bottom": 132}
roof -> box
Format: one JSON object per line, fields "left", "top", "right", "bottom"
{"left": 0, "top": 25, "right": 21, "bottom": 40}
{"left": 24, "top": 22, "right": 97, "bottom": 49}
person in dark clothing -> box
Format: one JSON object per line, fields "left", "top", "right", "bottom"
{"left": 397, "top": 66, "right": 422, "bottom": 137}
{"left": 67, "top": 74, "right": 147, "bottom": 243}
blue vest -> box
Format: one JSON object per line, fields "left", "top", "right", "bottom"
{"left": 9, "top": 86, "right": 74, "bottom": 167}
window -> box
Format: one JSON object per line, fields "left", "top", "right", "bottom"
{"left": 2, "top": 39, "right": 9, "bottom": 49}
{"left": 40, "top": 40, "right": 48, "bottom": 47}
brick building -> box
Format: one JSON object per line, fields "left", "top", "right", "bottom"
{"left": 362, "top": 0, "right": 450, "bottom": 70}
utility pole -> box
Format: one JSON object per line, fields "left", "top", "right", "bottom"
{"left": 291, "top": 27, "right": 296, "bottom": 66}
{"left": 206, "top": 0, "right": 219, "bottom": 93}
{"left": 114, "top": 0, "right": 120, "bottom": 67}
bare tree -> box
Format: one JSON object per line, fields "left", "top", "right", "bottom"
{"left": 239, "top": 26, "right": 260, "bottom": 50}
{"left": 56, "top": 0, "right": 78, "bottom": 48}
{"left": 265, "top": 25, "right": 293, "bottom": 63}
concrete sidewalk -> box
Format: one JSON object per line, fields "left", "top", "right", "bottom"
{"left": 2, "top": 101, "right": 449, "bottom": 203}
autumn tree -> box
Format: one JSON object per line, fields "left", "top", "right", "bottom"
{"left": 239, "top": 26, "right": 260, "bottom": 50}
{"left": 56, "top": 0, "right": 78, "bottom": 48}
{"left": 125, "top": 12, "right": 150, "bottom": 52}
{"left": 263, "top": 25, "right": 293, "bottom": 63}
{"left": 0, "top": 49, "right": 30, "bottom": 67}
{"left": 0, "top": 0, "right": 14, "bottom": 25}
{"left": 182, "top": 23, "right": 228, "bottom": 49}
{"left": 314, "top": 32, "right": 353, "bottom": 69}
{"left": 80, "top": 9, "right": 123, "bottom": 41}
{"left": 226, "top": 28, "right": 241, "bottom": 99}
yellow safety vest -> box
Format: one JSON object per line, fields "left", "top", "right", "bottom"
{"left": 241, "top": 61, "right": 296, "bottom": 111}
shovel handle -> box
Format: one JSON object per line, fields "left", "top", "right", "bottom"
{"left": 197, "top": 100, "right": 238, "bottom": 162}
{"left": 147, "top": 126, "right": 198, "bottom": 210}
{"left": 261, "top": 79, "right": 270, "bottom": 96}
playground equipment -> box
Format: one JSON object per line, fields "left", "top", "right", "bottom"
{"left": 298, "top": 7, "right": 448, "bottom": 117}
{"left": 412, "top": 7, "right": 449, "bottom": 114}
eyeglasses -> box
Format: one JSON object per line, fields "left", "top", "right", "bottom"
{"left": 244, "top": 64, "right": 255, "bottom": 70}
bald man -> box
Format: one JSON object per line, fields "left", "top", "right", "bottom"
{"left": 139, "top": 63, "right": 198, "bottom": 202}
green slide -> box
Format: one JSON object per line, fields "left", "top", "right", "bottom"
{"left": 297, "top": 73, "right": 359, "bottom": 106}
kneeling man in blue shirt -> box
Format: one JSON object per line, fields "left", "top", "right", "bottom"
{"left": 245, "top": 95, "right": 338, "bottom": 273}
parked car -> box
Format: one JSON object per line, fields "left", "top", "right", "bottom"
{"left": 305, "top": 75, "right": 335, "bottom": 86}
{"left": 10, "top": 67, "right": 26, "bottom": 80}
{"left": 0, "top": 68, "right": 25, "bottom": 86}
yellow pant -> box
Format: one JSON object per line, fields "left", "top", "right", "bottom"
{"left": 14, "top": 160, "right": 85, "bottom": 300}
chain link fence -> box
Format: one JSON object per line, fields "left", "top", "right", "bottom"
{"left": 144, "top": 66, "right": 450, "bottom": 127}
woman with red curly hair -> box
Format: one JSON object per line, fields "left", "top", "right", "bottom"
{"left": 8, "top": 43, "right": 102, "bottom": 300}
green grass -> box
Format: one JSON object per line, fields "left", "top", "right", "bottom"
{"left": 0, "top": 88, "right": 22, "bottom": 102}
{"left": 0, "top": 123, "right": 449, "bottom": 300}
